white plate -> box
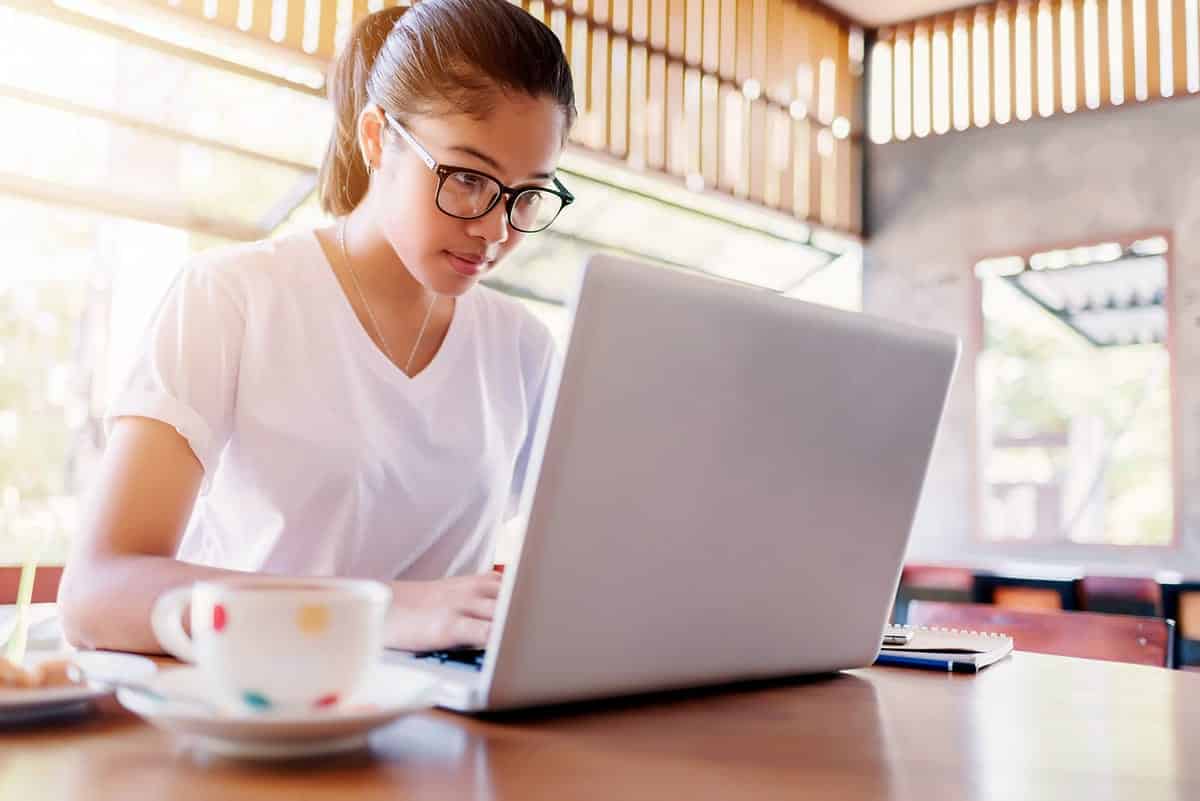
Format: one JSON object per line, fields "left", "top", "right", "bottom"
{"left": 116, "top": 662, "right": 441, "bottom": 760}
{"left": 0, "top": 651, "right": 157, "bottom": 722}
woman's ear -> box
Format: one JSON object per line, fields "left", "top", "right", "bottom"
{"left": 357, "top": 105, "right": 386, "bottom": 175}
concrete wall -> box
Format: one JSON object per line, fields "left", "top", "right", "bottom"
{"left": 864, "top": 94, "right": 1200, "bottom": 576}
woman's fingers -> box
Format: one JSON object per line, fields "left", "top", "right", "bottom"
{"left": 474, "top": 572, "right": 503, "bottom": 599}
{"left": 450, "top": 616, "right": 490, "bottom": 648}
{"left": 460, "top": 596, "right": 497, "bottom": 621}
{"left": 384, "top": 573, "right": 505, "bottom": 650}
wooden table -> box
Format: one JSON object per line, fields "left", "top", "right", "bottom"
{"left": 3, "top": 652, "right": 1198, "bottom": 801}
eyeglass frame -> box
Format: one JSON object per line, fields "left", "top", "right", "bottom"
{"left": 378, "top": 108, "right": 575, "bottom": 233}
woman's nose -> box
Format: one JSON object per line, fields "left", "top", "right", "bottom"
{"left": 469, "top": 199, "right": 510, "bottom": 246}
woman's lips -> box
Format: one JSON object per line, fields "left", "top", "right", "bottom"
{"left": 446, "top": 251, "right": 487, "bottom": 277}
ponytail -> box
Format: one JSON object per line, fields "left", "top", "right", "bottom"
{"left": 317, "top": 6, "right": 406, "bottom": 217}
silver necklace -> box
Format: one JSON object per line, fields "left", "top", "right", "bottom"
{"left": 339, "top": 219, "right": 437, "bottom": 375}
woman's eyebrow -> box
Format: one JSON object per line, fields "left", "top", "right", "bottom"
{"left": 447, "top": 144, "right": 554, "bottom": 181}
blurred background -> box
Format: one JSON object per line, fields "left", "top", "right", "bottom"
{"left": 0, "top": 0, "right": 1197, "bottom": 591}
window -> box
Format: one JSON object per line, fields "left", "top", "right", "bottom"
{"left": 974, "top": 235, "right": 1176, "bottom": 546}
{"left": 0, "top": 4, "right": 323, "bottom": 569}
{"left": 0, "top": 198, "right": 227, "bottom": 567}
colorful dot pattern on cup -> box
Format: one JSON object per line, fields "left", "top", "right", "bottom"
{"left": 315, "top": 693, "right": 340, "bottom": 709}
{"left": 296, "top": 604, "right": 331, "bottom": 635}
{"left": 212, "top": 604, "right": 227, "bottom": 632}
{"left": 242, "top": 691, "right": 271, "bottom": 710}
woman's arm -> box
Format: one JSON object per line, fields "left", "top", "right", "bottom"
{"left": 59, "top": 418, "right": 503, "bottom": 654}
{"left": 57, "top": 417, "right": 243, "bottom": 653}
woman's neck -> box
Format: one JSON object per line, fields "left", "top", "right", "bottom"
{"left": 340, "top": 213, "right": 434, "bottom": 314}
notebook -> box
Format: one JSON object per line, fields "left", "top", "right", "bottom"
{"left": 876, "top": 624, "right": 1014, "bottom": 673}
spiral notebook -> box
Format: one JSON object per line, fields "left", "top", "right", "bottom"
{"left": 876, "top": 624, "right": 1014, "bottom": 673}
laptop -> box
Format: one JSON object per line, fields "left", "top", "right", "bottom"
{"left": 386, "top": 252, "right": 960, "bottom": 711}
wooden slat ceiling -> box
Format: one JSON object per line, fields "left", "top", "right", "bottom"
{"left": 870, "top": 0, "right": 1200, "bottom": 143}
{"left": 126, "top": 0, "right": 865, "bottom": 237}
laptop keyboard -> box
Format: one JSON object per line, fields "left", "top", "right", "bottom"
{"left": 413, "top": 648, "right": 486, "bottom": 671}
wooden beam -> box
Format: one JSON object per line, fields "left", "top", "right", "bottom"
{"left": 956, "top": 12, "right": 973, "bottom": 126}
{"left": 1075, "top": 0, "right": 1090, "bottom": 109}
{"left": 791, "top": 114, "right": 810, "bottom": 220}
{"left": 702, "top": 0, "right": 720, "bottom": 73}
{"left": 1122, "top": 0, "right": 1137, "bottom": 100}
{"left": 892, "top": 22, "right": 911, "bottom": 136}
{"left": 628, "top": 40, "right": 648, "bottom": 166}
{"left": 735, "top": 0, "right": 753, "bottom": 83}
{"left": 283, "top": 0, "right": 305, "bottom": 51}
{"left": 766, "top": 0, "right": 787, "bottom": 102}
{"left": 1098, "top": 0, "right": 1110, "bottom": 105}
{"left": 1030, "top": 0, "right": 1041, "bottom": 112}
{"left": 1147, "top": 0, "right": 1163, "bottom": 98}
{"left": 844, "top": 19, "right": 864, "bottom": 126}
{"left": 718, "top": 0, "right": 735, "bottom": 78}
{"left": 669, "top": 0, "right": 686, "bottom": 58}
{"left": 974, "top": 5, "right": 992, "bottom": 124}
{"left": 701, "top": 73, "right": 720, "bottom": 189}
{"left": 215, "top": 0, "right": 239, "bottom": 29}
{"left": 1049, "top": 0, "right": 1061, "bottom": 113}
{"left": 990, "top": 6, "right": 1003, "bottom": 121}
{"left": 315, "top": 0, "right": 338, "bottom": 59}
{"left": 686, "top": 0, "right": 703, "bottom": 64}
{"left": 0, "top": 170, "right": 264, "bottom": 241}
{"left": 1172, "top": 0, "right": 1189, "bottom": 94}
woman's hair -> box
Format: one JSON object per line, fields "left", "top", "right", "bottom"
{"left": 319, "top": 0, "right": 577, "bottom": 216}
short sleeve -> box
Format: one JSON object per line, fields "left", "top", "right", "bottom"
{"left": 106, "top": 259, "right": 246, "bottom": 494}
{"left": 506, "top": 315, "right": 557, "bottom": 521}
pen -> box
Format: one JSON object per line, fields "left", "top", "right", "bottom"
{"left": 874, "top": 653, "right": 980, "bottom": 673}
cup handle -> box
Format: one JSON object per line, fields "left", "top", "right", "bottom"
{"left": 150, "top": 586, "right": 197, "bottom": 663}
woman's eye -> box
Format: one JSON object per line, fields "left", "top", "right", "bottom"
{"left": 451, "top": 172, "right": 486, "bottom": 190}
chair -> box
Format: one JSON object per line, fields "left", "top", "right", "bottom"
{"left": 1080, "top": 576, "right": 1161, "bottom": 617}
{"left": 906, "top": 600, "right": 1174, "bottom": 668}
{"left": 891, "top": 564, "right": 974, "bottom": 624}
{"left": 1160, "top": 581, "right": 1200, "bottom": 670}
{"left": 972, "top": 571, "right": 1083, "bottom": 611}
{"left": 0, "top": 565, "right": 62, "bottom": 605}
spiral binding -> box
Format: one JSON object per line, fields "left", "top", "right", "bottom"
{"left": 885, "top": 623, "right": 1009, "bottom": 640}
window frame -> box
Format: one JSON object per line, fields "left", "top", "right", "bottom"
{"left": 967, "top": 228, "right": 1182, "bottom": 552}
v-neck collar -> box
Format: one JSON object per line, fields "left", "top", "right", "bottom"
{"left": 306, "top": 229, "right": 471, "bottom": 394}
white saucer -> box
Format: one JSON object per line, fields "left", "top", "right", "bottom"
{"left": 116, "top": 662, "right": 441, "bottom": 760}
{"left": 0, "top": 651, "right": 157, "bottom": 724}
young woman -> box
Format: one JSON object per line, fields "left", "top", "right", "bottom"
{"left": 59, "top": 0, "right": 576, "bottom": 654}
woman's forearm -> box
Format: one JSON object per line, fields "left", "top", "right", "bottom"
{"left": 59, "top": 556, "right": 505, "bottom": 655}
{"left": 58, "top": 555, "right": 247, "bottom": 655}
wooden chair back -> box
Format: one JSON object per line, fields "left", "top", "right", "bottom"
{"left": 972, "top": 572, "right": 1082, "bottom": 611}
{"left": 907, "top": 600, "right": 1174, "bottom": 668}
{"left": 0, "top": 566, "right": 62, "bottom": 605}
{"left": 1080, "top": 576, "right": 1160, "bottom": 617}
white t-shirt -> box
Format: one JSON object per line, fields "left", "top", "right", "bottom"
{"left": 107, "top": 229, "right": 556, "bottom": 580}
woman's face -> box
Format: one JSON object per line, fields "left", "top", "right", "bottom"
{"left": 365, "top": 93, "right": 567, "bottom": 297}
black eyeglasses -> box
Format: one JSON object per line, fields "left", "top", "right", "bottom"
{"left": 381, "top": 110, "right": 574, "bottom": 233}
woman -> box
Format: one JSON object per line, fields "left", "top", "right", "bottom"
{"left": 59, "top": 0, "right": 577, "bottom": 654}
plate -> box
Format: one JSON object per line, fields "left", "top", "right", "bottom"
{"left": 116, "top": 662, "right": 441, "bottom": 759}
{"left": 0, "top": 651, "right": 156, "bottom": 724}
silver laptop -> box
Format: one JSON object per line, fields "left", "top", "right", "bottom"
{"left": 386, "top": 252, "right": 960, "bottom": 711}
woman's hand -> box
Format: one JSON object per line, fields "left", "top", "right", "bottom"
{"left": 385, "top": 571, "right": 503, "bottom": 651}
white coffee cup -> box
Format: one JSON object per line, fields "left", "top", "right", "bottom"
{"left": 151, "top": 577, "right": 392, "bottom": 714}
